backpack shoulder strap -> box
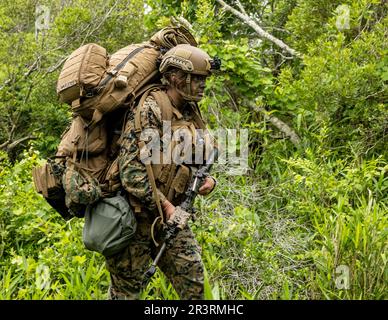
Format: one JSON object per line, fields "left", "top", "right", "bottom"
{"left": 149, "top": 89, "right": 174, "bottom": 122}
{"left": 134, "top": 85, "right": 167, "bottom": 133}
{"left": 133, "top": 86, "right": 165, "bottom": 232}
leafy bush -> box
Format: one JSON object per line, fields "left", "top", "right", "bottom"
{"left": 0, "top": 150, "right": 109, "bottom": 299}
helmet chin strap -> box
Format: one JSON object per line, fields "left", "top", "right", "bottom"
{"left": 174, "top": 73, "right": 202, "bottom": 102}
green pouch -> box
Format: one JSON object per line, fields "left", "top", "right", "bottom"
{"left": 83, "top": 194, "right": 137, "bottom": 257}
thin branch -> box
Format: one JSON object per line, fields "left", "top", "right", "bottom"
{"left": 23, "top": 56, "right": 41, "bottom": 78}
{"left": 11, "top": 110, "right": 22, "bottom": 137}
{"left": 45, "top": 56, "right": 68, "bottom": 74}
{"left": 216, "top": 0, "right": 303, "bottom": 59}
{"left": 80, "top": 0, "right": 119, "bottom": 46}
{"left": 23, "top": 83, "right": 34, "bottom": 104}
{"left": 223, "top": 86, "right": 239, "bottom": 111}
{"left": 7, "top": 135, "right": 37, "bottom": 150}
{"left": 0, "top": 135, "right": 37, "bottom": 152}
{"left": 248, "top": 101, "right": 301, "bottom": 146}
{"left": 236, "top": 0, "right": 248, "bottom": 16}
{"left": 9, "top": 121, "right": 17, "bottom": 141}
{"left": 171, "top": 16, "right": 195, "bottom": 34}
{"left": 0, "top": 140, "right": 11, "bottom": 150}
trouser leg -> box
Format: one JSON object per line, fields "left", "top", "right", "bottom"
{"left": 105, "top": 217, "right": 152, "bottom": 300}
{"left": 105, "top": 242, "right": 151, "bottom": 299}
{"left": 158, "top": 225, "right": 204, "bottom": 300}
{"left": 105, "top": 219, "right": 204, "bottom": 300}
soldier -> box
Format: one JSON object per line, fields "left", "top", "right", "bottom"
{"left": 105, "top": 44, "right": 218, "bottom": 300}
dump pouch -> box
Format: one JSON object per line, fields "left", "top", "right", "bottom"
{"left": 83, "top": 194, "right": 137, "bottom": 257}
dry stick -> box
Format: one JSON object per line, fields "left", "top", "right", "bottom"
{"left": 248, "top": 102, "right": 301, "bottom": 146}
{"left": 223, "top": 85, "right": 300, "bottom": 146}
{"left": 45, "top": 56, "right": 68, "bottom": 74}
{"left": 1, "top": 112, "right": 35, "bottom": 151}
{"left": 216, "top": 0, "right": 303, "bottom": 59}
{"left": 6, "top": 135, "right": 37, "bottom": 151}
{"left": 0, "top": 135, "right": 37, "bottom": 151}
{"left": 235, "top": 0, "right": 248, "bottom": 16}
{"left": 0, "top": 140, "right": 10, "bottom": 150}
{"left": 171, "top": 16, "right": 196, "bottom": 34}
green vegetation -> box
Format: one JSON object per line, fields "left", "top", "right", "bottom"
{"left": 0, "top": 0, "right": 386, "bottom": 299}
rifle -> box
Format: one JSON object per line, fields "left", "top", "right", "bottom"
{"left": 144, "top": 147, "right": 219, "bottom": 281}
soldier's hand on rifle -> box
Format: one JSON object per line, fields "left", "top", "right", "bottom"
{"left": 198, "top": 176, "right": 216, "bottom": 196}
{"left": 162, "top": 199, "right": 175, "bottom": 220}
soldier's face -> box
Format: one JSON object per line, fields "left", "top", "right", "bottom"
{"left": 189, "top": 74, "right": 207, "bottom": 101}
{"left": 170, "top": 71, "right": 208, "bottom": 102}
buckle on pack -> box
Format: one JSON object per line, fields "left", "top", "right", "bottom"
{"left": 85, "top": 87, "right": 102, "bottom": 98}
{"left": 108, "top": 69, "right": 118, "bottom": 76}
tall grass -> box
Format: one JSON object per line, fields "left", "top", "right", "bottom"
{"left": 195, "top": 151, "right": 387, "bottom": 299}
{"left": 0, "top": 149, "right": 386, "bottom": 299}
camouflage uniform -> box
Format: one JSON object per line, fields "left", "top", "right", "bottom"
{"left": 105, "top": 90, "right": 206, "bottom": 300}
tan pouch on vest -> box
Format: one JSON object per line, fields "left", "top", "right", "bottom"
{"left": 169, "top": 165, "right": 190, "bottom": 199}
{"left": 32, "top": 161, "right": 62, "bottom": 198}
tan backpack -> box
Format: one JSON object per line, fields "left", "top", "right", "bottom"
{"left": 56, "top": 26, "right": 197, "bottom": 127}
{"left": 58, "top": 43, "right": 161, "bottom": 127}
{"left": 32, "top": 26, "right": 198, "bottom": 220}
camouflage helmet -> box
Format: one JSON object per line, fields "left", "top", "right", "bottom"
{"left": 159, "top": 44, "right": 212, "bottom": 76}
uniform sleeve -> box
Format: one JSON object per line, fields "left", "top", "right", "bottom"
{"left": 118, "top": 96, "right": 166, "bottom": 211}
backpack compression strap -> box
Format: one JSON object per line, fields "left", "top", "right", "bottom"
{"left": 85, "top": 45, "right": 147, "bottom": 98}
